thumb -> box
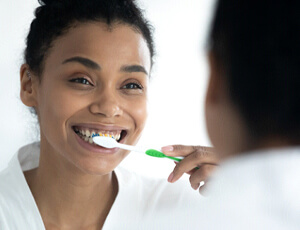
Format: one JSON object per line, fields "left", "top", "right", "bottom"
{"left": 161, "top": 145, "right": 198, "bottom": 157}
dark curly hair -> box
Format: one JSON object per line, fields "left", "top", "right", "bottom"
{"left": 208, "top": 0, "right": 300, "bottom": 143}
{"left": 25, "top": 0, "right": 155, "bottom": 77}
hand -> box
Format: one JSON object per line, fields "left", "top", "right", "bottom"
{"left": 161, "top": 145, "right": 219, "bottom": 194}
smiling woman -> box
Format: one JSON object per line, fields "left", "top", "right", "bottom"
{"left": 0, "top": 0, "right": 205, "bottom": 229}
{"left": 21, "top": 22, "right": 151, "bottom": 175}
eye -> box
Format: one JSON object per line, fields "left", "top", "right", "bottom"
{"left": 122, "top": 82, "right": 143, "bottom": 90}
{"left": 70, "top": 78, "right": 92, "bottom": 86}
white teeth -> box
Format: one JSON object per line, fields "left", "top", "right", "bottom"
{"left": 76, "top": 127, "right": 122, "bottom": 142}
{"left": 85, "top": 130, "right": 90, "bottom": 137}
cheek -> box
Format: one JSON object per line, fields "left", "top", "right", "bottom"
{"left": 37, "top": 84, "right": 85, "bottom": 138}
{"left": 205, "top": 100, "right": 246, "bottom": 159}
{"left": 205, "top": 102, "right": 217, "bottom": 145}
{"left": 205, "top": 101, "right": 228, "bottom": 157}
{"left": 135, "top": 104, "right": 148, "bottom": 130}
{"left": 126, "top": 96, "right": 148, "bottom": 133}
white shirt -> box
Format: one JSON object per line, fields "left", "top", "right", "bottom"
{"left": 200, "top": 147, "right": 300, "bottom": 230}
{"left": 0, "top": 143, "right": 203, "bottom": 229}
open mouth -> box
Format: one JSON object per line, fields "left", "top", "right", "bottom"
{"left": 72, "top": 126, "right": 127, "bottom": 145}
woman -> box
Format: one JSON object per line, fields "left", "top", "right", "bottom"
{"left": 0, "top": 0, "right": 217, "bottom": 229}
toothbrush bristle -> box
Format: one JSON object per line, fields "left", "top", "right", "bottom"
{"left": 91, "top": 133, "right": 116, "bottom": 139}
{"left": 92, "top": 133, "right": 99, "bottom": 138}
{"left": 92, "top": 135, "right": 117, "bottom": 148}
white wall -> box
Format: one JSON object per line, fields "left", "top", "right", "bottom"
{"left": 0, "top": 0, "right": 215, "bottom": 179}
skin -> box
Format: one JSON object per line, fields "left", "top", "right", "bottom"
{"left": 20, "top": 22, "right": 151, "bottom": 230}
{"left": 204, "top": 52, "right": 250, "bottom": 160}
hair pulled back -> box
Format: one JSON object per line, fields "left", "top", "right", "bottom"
{"left": 25, "top": 0, "right": 155, "bottom": 77}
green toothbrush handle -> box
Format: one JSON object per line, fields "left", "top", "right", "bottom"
{"left": 165, "top": 155, "right": 199, "bottom": 169}
{"left": 145, "top": 149, "right": 182, "bottom": 161}
{"left": 165, "top": 155, "right": 182, "bottom": 162}
{"left": 145, "top": 149, "right": 200, "bottom": 169}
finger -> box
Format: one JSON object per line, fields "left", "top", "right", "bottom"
{"left": 182, "top": 148, "right": 219, "bottom": 168}
{"left": 185, "top": 167, "right": 198, "bottom": 175}
{"left": 174, "top": 161, "right": 196, "bottom": 175}
{"left": 168, "top": 154, "right": 202, "bottom": 183}
{"left": 161, "top": 144, "right": 214, "bottom": 157}
{"left": 161, "top": 145, "right": 197, "bottom": 157}
{"left": 189, "top": 164, "right": 216, "bottom": 190}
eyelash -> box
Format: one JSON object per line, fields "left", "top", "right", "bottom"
{"left": 122, "top": 82, "right": 143, "bottom": 90}
{"left": 69, "top": 77, "right": 92, "bottom": 86}
{"left": 69, "top": 77, "right": 143, "bottom": 90}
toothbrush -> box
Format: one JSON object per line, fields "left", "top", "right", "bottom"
{"left": 92, "top": 134, "right": 183, "bottom": 162}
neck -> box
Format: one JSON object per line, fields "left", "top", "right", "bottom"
{"left": 254, "top": 136, "right": 298, "bottom": 151}
{"left": 24, "top": 143, "right": 118, "bottom": 229}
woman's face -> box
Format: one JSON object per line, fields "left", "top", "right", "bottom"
{"left": 31, "top": 22, "right": 151, "bottom": 175}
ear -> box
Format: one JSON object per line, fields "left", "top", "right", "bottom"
{"left": 205, "top": 51, "right": 224, "bottom": 106}
{"left": 20, "top": 64, "right": 38, "bottom": 107}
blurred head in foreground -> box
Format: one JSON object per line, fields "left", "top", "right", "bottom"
{"left": 205, "top": 0, "right": 300, "bottom": 159}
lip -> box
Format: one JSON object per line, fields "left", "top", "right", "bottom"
{"left": 71, "top": 123, "right": 128, "bottom": 132}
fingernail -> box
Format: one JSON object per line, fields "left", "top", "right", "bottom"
{"left": 167, "top": 172, "right": 174, "bottom": 183}
{"left": 162, "top": 146, "right": 174, "bottom": 152}
{"left": 200, "top": 181, "right": 205, "bottom": 187}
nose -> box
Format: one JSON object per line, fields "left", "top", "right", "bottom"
{"left": 89, "top": 89, "right": 123, "bottom": 118}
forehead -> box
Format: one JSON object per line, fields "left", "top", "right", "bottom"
{"left": 44, "top": 22, "right": 151, "bottom": 72}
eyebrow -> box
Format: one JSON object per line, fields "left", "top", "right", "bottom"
{"left": 62, "top": 56, "right": 147, "bottom": 75}
{"left": 120, "top": 65, "right": 148, "bottom": 75}
{"left": 62, "top": 56, "right": 101, "bottom": 70}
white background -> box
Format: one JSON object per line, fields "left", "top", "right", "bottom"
{"left": 0, "top": 0, "right": 216, "bottom": 179}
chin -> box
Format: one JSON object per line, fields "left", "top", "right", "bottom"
{"left": 72, "top": 153, "right": 127, "bottom": 176}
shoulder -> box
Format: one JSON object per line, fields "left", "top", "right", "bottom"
{"left": 201, "top": 149, "right": 300, "bottom": 229}
{"left": 0, "top": 142, "right": 39, "bottom": 197}
{"left": 0, "top": 154, "right": 20, "bottom": 195}
{"left": 0, "top": 144, "right": 44, "bottom": 229}
{"left": 208, "top": 148, "right": 300, "bottom": 195}
{"left": 0, "top": 155, "right": 23, "bottom": 227}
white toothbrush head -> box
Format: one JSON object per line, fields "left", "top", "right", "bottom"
{"left": 92, "top": 135, "right": 118, "bottom": 148}
{"left": 92, "top": 134, "right": 144, "bottom": 153}
{"left": 92, "top": 134, "right": 183, "bottom": 162}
